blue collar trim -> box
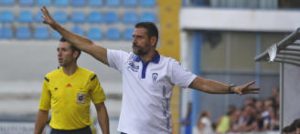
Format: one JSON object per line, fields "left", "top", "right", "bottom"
{"left": 133, "top": 52, "right": 160, "bottom": 64}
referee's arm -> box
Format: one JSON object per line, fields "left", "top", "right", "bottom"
{"left": 34, "top": 110, "right": 49, "bottom": 134}
{"left": 95, "top": 102, "right": 110, "bottom": 134}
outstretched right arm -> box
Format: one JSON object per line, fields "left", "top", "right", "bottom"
{"left": 41, "top": 6, "right": 108, "bottom": 65}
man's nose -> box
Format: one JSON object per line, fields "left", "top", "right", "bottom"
{"left": 57, "top": 51, "right": 62, "bottom": 56}
{"left": 132, "top": 36, "right": 137, "bottom": 42}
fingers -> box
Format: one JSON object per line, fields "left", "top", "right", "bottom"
{"left": 243, "top": 90, "right": 259, "bottom": 94}
{"left": 241, "top": 87, "right": 259, "bottom": 95}
{"left": 44, "top": 7, "right": 50, "bottom": 16}
{"left": 41, "top": 6, "right": 46, "bottom": 14}
{"left": 245, "top": 87, "right": 260, "bottom": 91}
{"left": 40, "top": 6, "right": 52, "bottom": 24}
{"left": 41, "top": 6, "right": 47, "bottom": 13}
{"left": 245, "top": 81, "right": 255, "bottom": 87}
{"left": 42, "top": 14, "right": 47, "bottom": 24}
{"left": 231, "top": 89, "right": 258, "bottom": 95}
{"left": 251, "top": 87, "right": 260, "bottom": 91}
{"left": 41, "top": 7, "right": 47, "bottom": 22}
{"left": 41, "top": 6, "right": 50, "bottom": 17}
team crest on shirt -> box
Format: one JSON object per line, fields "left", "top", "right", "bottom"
{"left": 127, "top": 61, "right": 139, "bottom": 72}
{"left": 77, "top": 92, "right": 86, "bottom": 104}
{"left": 152, "top": 73, "right": 158, "bottom": 82}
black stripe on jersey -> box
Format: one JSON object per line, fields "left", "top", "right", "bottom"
{"left": 44, "top": 77, "right": 50, "bottom": 82}
{"left": 90, "top": 74, "right": 97, "bottom": 81}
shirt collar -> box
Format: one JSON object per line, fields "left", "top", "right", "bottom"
{"left": 133, "top": 51, "right": 160, "bottom": 64}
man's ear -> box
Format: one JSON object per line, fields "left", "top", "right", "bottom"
{"left": 150, "top": 36, "right": 157, "bottom": 47}
{"left": 73, "top": 51, "right": 79, "bottom": 59}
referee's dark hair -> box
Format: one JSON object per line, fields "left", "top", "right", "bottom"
{"left": 135, "top": 22, "right": 159, "bottom": 47}
{"left": 60, "top": 37, "right": 81, "bottom": 59}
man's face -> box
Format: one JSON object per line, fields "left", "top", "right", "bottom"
{"left": 132, "top": 27, "right": 154, "bottom": 56}
{"left": 57, "top": 42, "right": 77, "bottom": 67}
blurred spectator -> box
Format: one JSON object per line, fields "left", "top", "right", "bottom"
{"left": 271, "top": 87, "right": 280, "bottom": 115}
{"left": 216, "top": 105, "right": 236, "bottom": 134}
{"left": 196, "top": 111, "right": 214, "bottom": 134}
{"left": 236, "top": 105, "right": 258, "bottom": 132}
{"left": 230, "top": 109, "right": 241, "bottom": 132}
{"left": 243, "top": 97, "right": 256, "bottom": 107}
{"left": 198, "top": 87, "right": 280, "bottom": 133}
{"left": 255, "top": 99, "right": 264, "bottom": 114}
{"left": 269, "top": 106, "right": 279, "bottom": 131}
{"left": 260, "top": 99, "right": 273, "bottom": 131}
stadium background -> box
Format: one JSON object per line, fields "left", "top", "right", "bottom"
{"left": 0, "top": 0, "right": 299, "bottom": 133}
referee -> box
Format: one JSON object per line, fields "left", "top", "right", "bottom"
{"left": 34, "top": 38, "right": 109, "bottom": 134}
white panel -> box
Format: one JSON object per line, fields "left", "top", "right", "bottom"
{"left": 180, "top": 8, "right": 300, "bottom": 32}
{"left": 283, "top": 64, "right": 300, "bottom": 127}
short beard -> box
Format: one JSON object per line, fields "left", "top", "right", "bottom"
{"left": 134, "top": 49, "right": 148, "bottom": 56}
{"left": 132, "top": 44, "right": 149, "bottom": 56}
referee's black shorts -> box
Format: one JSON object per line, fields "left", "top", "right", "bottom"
{"left": 50, "top": 126, "right": 92, "bottom": 134}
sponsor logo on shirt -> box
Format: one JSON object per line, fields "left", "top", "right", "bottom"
{"left": 77, "top": 92, "right": 86, "bottom": 104}
{"left": 152, "top": 73, "right": 158, "bottom": 82}
{"left": 66, "top": 83, "right": 72, "bottom": 88}
{"left": 127, "top": 61, "right": 139, "bottom": 72}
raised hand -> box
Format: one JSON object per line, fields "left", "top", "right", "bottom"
{"left": 41, "top": 6, "right": 56, "bottom": 26}
{"left": 232, "top": 81, "right": 259, "bottom": 95}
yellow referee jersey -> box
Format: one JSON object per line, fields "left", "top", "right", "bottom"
{"left": 39, "top": 67, "right": 106, "bottom": 130}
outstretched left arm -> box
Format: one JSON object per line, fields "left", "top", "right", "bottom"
{"left": 188, "top": 76, "right": 259, "bottom": 95}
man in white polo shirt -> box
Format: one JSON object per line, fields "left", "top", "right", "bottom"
{"left": 41, "top": 7, "right": 259, "bottom": 134}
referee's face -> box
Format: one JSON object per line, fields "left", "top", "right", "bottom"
{"left": 132, "top": 28, "right": 153, "bottom": 56}
{"left": 57, "top": 42, "right": 77, "bottom": 67}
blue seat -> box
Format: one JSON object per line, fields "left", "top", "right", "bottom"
{"left": 35, "top": 11, "right": 44, "bottom": 22}
{"left": 53, "top": 11, "right": 68, "bottom": 24}
{"left": 71, "top": 11, "right": 85, "bottom": 23}
{"left": 53, "top": 0, "right": 68, "bottom": 6}
{"left": 0, "top": 0, "right": 14, "bottom": 6}
{"left": 88, "top": 0, "right": 103, "bottom": 7}
{"left": 123, "top": 12, "right": 138, "bottom": 24}
{"left": 16, "top": 27, "right": 31, "bottom": 39}
{"left": 70, "top": 0, "right": 85, "bottom": 6}
{"left": 123, "top": 0, "right": 137, "bottom": 7}
{"left": 87, "top": 28, "right": 102, "bottom": 40}
{"left": 106, "top": 28, "right": 120, "bottom": 40}
{"left": 105, "top": 11, "right": 118, "bottom": 23}
{"left": 123, "top": 28, "right": 133, "bottom": 40}
{"left": 51, "top": 31, "right": 61, "bottom": 39}
{"left": 88, "top": 12, "right": 103, "bottom": 23}
{"left": 140, "top": 12, "right": 156, "bottom": 22}
{"left": 19, "top": 0, "right": 34, "bottom": 6}
{"left": 0, "top": 11, "right": 14, "bottom": 23}
{"left": 19, "top": 10, "right": 33, "bottom": 23}
{"left": 37, "top": 0, "right": 51, "bottom": 6}
{"left": 0, "top": 27, "right": 13, "bottom": 39}
{"left": 106, "top": 0, "right": 120, "bottom": 6}
{"left": 140, "top": 0, "right": 156, "bottom": 7}
{"left": 34, "top": 26, "right": 49, "bottom": 40}
{"left": 71, "top": 26, "right": 84, "bottom": 35}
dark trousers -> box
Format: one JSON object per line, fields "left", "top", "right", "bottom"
{"left": 50, "top": 126, "right": 92, "bottom": 134}
{"left": 121, "top": 132, "right": 127, "bottom": 134}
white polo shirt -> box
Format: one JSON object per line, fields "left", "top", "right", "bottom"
{"left": 107, "top": 49, "right": 197, "bottom": 134}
